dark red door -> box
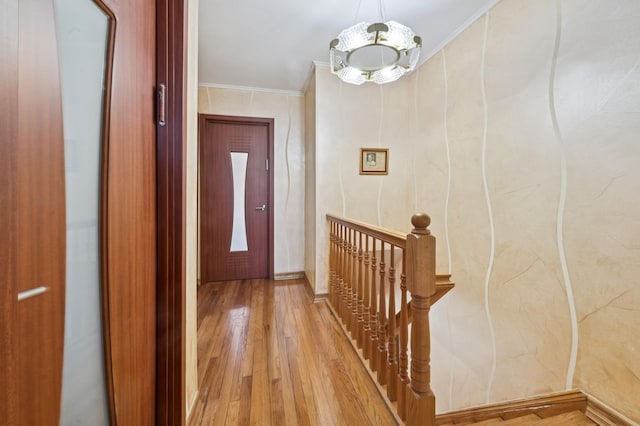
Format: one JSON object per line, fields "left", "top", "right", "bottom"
{"left": 199, "top": 115, "right": 273, "bottom": 282}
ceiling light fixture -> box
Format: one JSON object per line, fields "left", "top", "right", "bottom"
{"left": 329, "top": 0, "right": 422, "bottom": 85}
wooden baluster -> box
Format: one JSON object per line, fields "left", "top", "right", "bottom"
{"left": 362, "top": 235, "right": 371, "bottom": 359}
{"left": 346, "top": 228, "right": 354, "bottom": 330}
{"left": 377, "top": 241, "right": 387, "bottom": 386}
{"left": 329, "top": 222, "right": 336, "bottom": 307}
{"left": 350, "top": 228, "right": 358, "bottom": 338}
{"left": 337, "top": 223, "right": 340, "bottom": 304}
{"left": 335, "top": 224, "right": 340, "bottom": 308}
{"left": 405, "top": 213, "right": 436, "bottom": 426}
{"left": 343, "top": 226, "right": 351, "bottom": 324}
{"left": 339, "top": 225, "right": 347, "bottom": 321}
{"left": 335, "top": 225, "right": 340, "bottom": 314}
{"left": 387, "top": 245, "right": 398, "bottom": 401}
{"left": 356, "top": 232, "right": 364, "bottom": 348}
{"left": 398, "top": 250, "right": 409, "bottom": 420}
{"left": 369, "top": 238, "right": 378, "bottom": 373}
{"left": 342, "top": 227, "right": 349, "bottom": 326}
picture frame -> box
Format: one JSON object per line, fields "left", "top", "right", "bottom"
{"left": 360, "top": 148, "right": 389, "bottom": 175}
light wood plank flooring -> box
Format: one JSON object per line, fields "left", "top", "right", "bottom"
{"left": 189, "top": 279, "right": 397, "bottom": 426}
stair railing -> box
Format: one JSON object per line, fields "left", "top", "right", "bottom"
{"left": 327, "top": 213, "right": 454, "bottom": 425}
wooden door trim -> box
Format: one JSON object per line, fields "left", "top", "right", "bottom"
{"left": 198, "top": 114, "right": 275, "bottom": 281}
{"left": 156, "top": 0, "right": 186, "bottom": 424}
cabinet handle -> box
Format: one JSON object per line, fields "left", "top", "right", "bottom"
{"left": 17, "top": 286, "right": 49, "bottom": 302}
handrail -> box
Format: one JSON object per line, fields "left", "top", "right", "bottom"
{"left": 326, "top": 214, "right": 407, "bottom": 249}
{"left": 326, "top": 212, "right": 455, "bottom": 425}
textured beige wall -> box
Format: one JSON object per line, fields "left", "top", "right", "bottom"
{"left": 309, "top": 0, "right": 640, "bottom": 420}
{"left": 198, "top": 86, "right": 306, "bottom": 275}
{"left": 311, "top": 69, "right": 415, "bottom": 294}
{"left": 304, "top": 73, "right": 317, "bottom": 291}
{"left": 185, "top": 0, "right": 199, "bottom": 418}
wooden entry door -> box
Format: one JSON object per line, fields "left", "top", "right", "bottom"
{"left": 199, "top": 115, "right": 274, "bottom": 283}
{"left": 0, "top": 0, "right": 157, "bottom": 424}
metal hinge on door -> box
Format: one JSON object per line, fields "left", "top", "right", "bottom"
{"left": 157, "top": 83, "right": 167, "bottom": 127}
{"left": 266, "top": 159, "right": 269, "bottom": 171}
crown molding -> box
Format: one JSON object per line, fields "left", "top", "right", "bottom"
{"left": 198, "top": 82, "right": 303, "bottom": 97}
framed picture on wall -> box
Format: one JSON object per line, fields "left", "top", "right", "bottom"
{"left": 360, "top": 148, "right": 389, "bottom": 175}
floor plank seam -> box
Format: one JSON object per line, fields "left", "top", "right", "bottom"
{"left": 192, "top": 280, "right": 398, "bottom": 425}
{"left": 323, "top": 300, "right": 403, "bottom": 426}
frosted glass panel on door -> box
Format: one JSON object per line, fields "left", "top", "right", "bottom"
{"left": 55, "top": 0, "right": 110, "bottom": 423}
{"left": 230, "top": 152, "right": 249, "bottom": 252}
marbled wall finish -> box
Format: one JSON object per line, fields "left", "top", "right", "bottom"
{"left": 312, "top": 68, "right": 416, "bottom": 297}
{"left": 309, "top": 0, "right": 640, "bottom": 420}
{"left": 198, "top": 86, "right": 306, "bottom": 275}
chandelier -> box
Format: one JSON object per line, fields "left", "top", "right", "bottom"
{"left": 329, "top": 2, "right": 421, "bottom": 85}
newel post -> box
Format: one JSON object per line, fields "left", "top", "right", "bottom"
{"left": 405, "top": 213, "right": 436, "bottom": 426}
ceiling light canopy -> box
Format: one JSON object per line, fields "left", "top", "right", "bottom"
{"left": 330, "top": 21, "right": 422, "bottom": 85}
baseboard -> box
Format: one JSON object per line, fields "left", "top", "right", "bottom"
{"left": 299, "top": 272, "right": 328, "bottom": 303}
{"left": 435, "top": 389, "right": 588, "bottom": 424}
{"left": 585, "top": 393, "right": 639, "bottom": 426}
{"left": 312, "top": 292, "right": 328, "bottom": 303}
{"left": 274, "top": 271, "right": 305, "bottom": 281}
{"left": 185, "top": 390, "right": 199, "bottom": 425}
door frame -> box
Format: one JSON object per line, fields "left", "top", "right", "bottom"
{"left": 156, "top": 0, "right": 186, "bottom": 424}
{"left": 198, "top": 114, "right": 275, "bottom": 282}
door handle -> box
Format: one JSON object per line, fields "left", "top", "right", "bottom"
{"left": 255, "top": 204, "right": 266, "bottom": 211}
{"left": 17, "top": 286, "right": 49, "bottom": 302}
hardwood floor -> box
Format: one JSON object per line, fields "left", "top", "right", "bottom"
{"left": 189, "top": 279, "right": 397, "bottom": 426}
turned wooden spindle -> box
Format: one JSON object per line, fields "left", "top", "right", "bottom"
{"left": 377, "top": 241, "right": 388, "bottom": 386}
{"left": 405, "top": 213, "right": 436, "bottom": 426}
{"left": 348, "top": 229, "right": 356, "bottom": 333}
{"left": 328, "top": 222, "right": 333, "bottom": 302}
{"left": 357, "top": 232, "right": 365, "bottom": 348}
{"left": 350, "top": 229, "right": 358, "bottom": 338}
{"left": 343, "top": 228, "right": 350, "bottom": 328}
{"left": 340, "top": 225, "right": 348, "bottom": 321}
{"left": 335, "top": 225, "right": 341, "bottom": 313}
{"left": 346, "top": 229, "right": 354, "bottom": 330}
{"left": 363, "top": 236, "right": 371, "bottom": 360}
{"left": 387, "top": 246, "right": 398, "bottom": 401}
{"left": 342, "top": 228, "right": 353, "bottom": 329}
{"left": 398, "top": 251, "right": 409, "bottom": 420}
{"left": 330, "top": 222, "right": 336, "bottom": 306}
{"left": 369, "top": 238, "right": 379, "bottom": 373}
{"left": 335, "top": 224, "right": 340, "bottom": 310}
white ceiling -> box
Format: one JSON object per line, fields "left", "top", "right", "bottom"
{"left": 198, "top": 0, "right": 498, "bottom": 93}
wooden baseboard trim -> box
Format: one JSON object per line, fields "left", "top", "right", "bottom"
{"left": 585, "top": 393, "right": 638, "bottom": 426}
{"left": 435, "top": 389, "right": 587, "bottom": 425}
{"left": 299, "top": 272, "right": 327, "bottom": 303}
{"left": 312, "top": 293, "right": 328, "bottom": 303}
{"left": 301, "top": 273, "right": 314, "bottom": 301}
{"left": 185, "top": 390, "right": 199, "bottom": 425}
{"left": 274, "top": 271, "right": 305, "bottom": 281}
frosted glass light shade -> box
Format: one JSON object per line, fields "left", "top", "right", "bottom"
{"left": 330, "top": 21, "right": 422, "bottom": 85}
